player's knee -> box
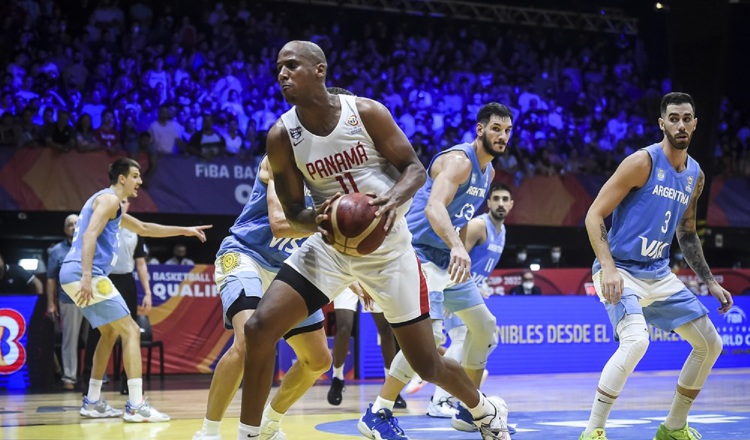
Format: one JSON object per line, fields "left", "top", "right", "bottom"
{"left": 697, "top": 324, "right": 723, "bottom": 362}
{"left": 412, "top": 361, "right": 439, "bottom": 383}
{"left": 244, "top": 314, "right": 264, "bottom": 340}
{"left": 616, "top": 317, "right": 650, "bottom": 372}
{"left": 301, "top": 349, "right": 332, "bottom": 376}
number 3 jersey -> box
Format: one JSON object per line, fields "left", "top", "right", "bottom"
{"left": 279, "top": 94, "right": 410, "bottom": 222}
{"left": 593, "top": 143, "right": 700, "bottom": 280}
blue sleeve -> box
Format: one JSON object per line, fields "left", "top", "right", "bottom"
{"left": 46, "top": 245, "right": 61, "bottom": 279}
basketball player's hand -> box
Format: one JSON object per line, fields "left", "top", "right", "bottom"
{"left": 707, "top": 281, "right": 733, "bottom": 314}
{"left": 77, "top": 274, "right": 94, "bottom": 307}
{"left": 367, "top": 192, "right": 398, "bottom": 232}
{"left": 185, "top": 224, "right": 213, "bottom": 242}
{"left": 448, "top": 246, "right": 471, "bottom": 284}
{"left": 316, "top": 192, "right": 342, "bottom": 236}
{"left": 600, "top": 267, "right": 624, "bottom": 304}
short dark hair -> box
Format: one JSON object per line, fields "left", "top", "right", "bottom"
{"left": 660, "top": 92, "right": 695, "bottom": 117}
{"left": 109, "top": 158, "right": 140, "bottom": 184}
{"left": 327, "top": 87, "right": 354, "bottom": 96}
{"left": 490, "top": 183, "right": 512, "bottom": 198}
{"left": 477, "top": 102, "right": 513, "bottom": 125}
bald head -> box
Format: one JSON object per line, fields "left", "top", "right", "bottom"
{"left": 282, "top": 40, "right": 327, "bottom": 66}
{"left": 64, "top": 214, "right": 78, "bottom": 240}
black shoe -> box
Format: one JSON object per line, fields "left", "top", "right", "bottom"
{"left": 327, "top": 378, "right": 344, "bottom": 405}
{"left": 394, "top": 393, "right": 407, "bottom": 409}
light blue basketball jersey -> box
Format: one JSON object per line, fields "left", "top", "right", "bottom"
{"left": 593, "top": 144, "right": 700, "bottom": 280}
{"left": 407, "top": 143, "right": 493, "bottom": 270}
{"left": 62, "top": 188, "right": 122, "bottom": 278}
{"left": 217, "top": 166, "right": 307, "bottom": 269}
{"left": 469, "top": 214, "right": 506, "bottom": 286}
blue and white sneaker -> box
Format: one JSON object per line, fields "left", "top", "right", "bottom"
{"left": 451, "top": 401, "right": 478, "bottom": 432}
{"left": 452, "top": 396, "right": 514, "bottom": 439}
{"left": 80, "top": 396, "right": 123, "bottom": 418}
{"left": 123, "top": 397, "right": 170, "bottom": 422}
{"left": 358, "top": 404, "right": 409, "bottom": 440}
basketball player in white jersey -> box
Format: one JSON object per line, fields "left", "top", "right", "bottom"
{"left": 236, "top": 40, "right": 508, "bottom": 440}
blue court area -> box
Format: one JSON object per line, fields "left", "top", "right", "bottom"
{"left": 316, "top": 411, "right": 750, "bottom": 439}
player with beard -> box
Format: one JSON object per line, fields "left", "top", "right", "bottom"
{"left": 359, "top": 103, "right": 515, "bottom": 440}
{"left": 426, "top": 183, "right": 514, "bottom": 423}
{"left": 579, "top": 92, "right": 731, "bottom": 440}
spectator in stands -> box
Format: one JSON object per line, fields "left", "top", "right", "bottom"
{"left": 165, "top": 243, "right": 195, "bottom": 265}
{"left": 189, "top": 114, "right": 225, "bottom": 159}
{"left": 513, "top": 247, "right": 529, "bottom": 268}
{"left": 94, "top": 109, "right": 121, "bottom": 153}
{"left": 509, "top": 271, "right": 542, "bottom": 295}
{"left": 75, "top": 113, "right": 100, "bottom": 152}
{"left": 543, "top": 246, "right": 568, "bottom": 268}
{"left": 0, "top": 252, "right": 43, "bottom": 294}
{"left": 0, "top": 112, "right": 20, "bottom": 147}
{"left": 45, "top": 109, "right": 75, "bottom": 152}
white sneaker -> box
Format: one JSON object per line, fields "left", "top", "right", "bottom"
{"left": 192, "top": 432, "right": 221, "bottom": 440}
{"left": 427, "top": 396, "right": 457, "bottom": 418}
{"left": 260, "top": 419, "right": 287, "bottom": 440}
{"left": 80, "top": 396, "right": 123, "bottom": 418}
{"left": 404, "top": 375, "right": 426, "bottom": 394}
{"left": 476, "top": 396, "right": 511, "bottom": 440}
{"left": 123, "top": 398, "right": 171, "bottom": 423}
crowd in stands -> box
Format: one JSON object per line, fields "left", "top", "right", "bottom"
{"left": 1, "top": 0, "right": 749, "bottom": 182}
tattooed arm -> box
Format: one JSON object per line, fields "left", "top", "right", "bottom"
{"left": 676, "top": 170, "right": 733, "bottom": 313}
{"left": 585, "top": 150, "right": 651, "bottom": 303}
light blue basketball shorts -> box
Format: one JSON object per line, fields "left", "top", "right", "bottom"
{"left": 593, "top": 269, "right": 708, "bottom": 339}
{"left": 422, "top": 261, "right": 484, "bottom": 320}
{"left": 215, "top": 251, "right": 324, "bottom": 332}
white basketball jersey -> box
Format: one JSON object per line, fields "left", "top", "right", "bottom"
{"left": 280, "top": 95, "right": 410, "bottom": 220}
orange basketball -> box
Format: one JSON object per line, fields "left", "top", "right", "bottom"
{"left": 321, "top": 192, "right": 388, "bottom": 256}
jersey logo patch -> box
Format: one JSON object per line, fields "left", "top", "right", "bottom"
{"left": 290, "top": 126, "right": 303, "bottom": 139}
{"left": 346, "top": 115, "right": 359, "bottom": 126}
{"left": 657, "top": 168, "right": 665, "bottom": 181}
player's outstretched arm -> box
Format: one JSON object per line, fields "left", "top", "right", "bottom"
{"left": 676, "top": 170, "right": 733, "bottom": 313}
{"left": 121, "top": 214, "right": 212, "bottom": 242}
{"left": 585, "top": 150, "right": 650, "bottom": 303}
{"left": 357, "top": 97, "right": 426, "bottom": 230}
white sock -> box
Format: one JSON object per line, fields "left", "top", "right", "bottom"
{"left": 664, "top": 392, "right": 695, "bottom": 431}
{"left": 202, "top": 418, "right": 221, "bottom": 435}
{"left": 372, "top": 396, "right": 395, "bottom": 413}
{"left": 128, "top": 378, "right": 144, "bottom": 406}
{"left": 262, "top": 404, "right": 284, "bottom": 424}
{"left": 584, "top": 391, "right": 617, "bottom": 436}
{"left": 467, "top": 391, "right": 493, "bottom": 419}
{"left": 87, "top": 379, "right": 103, "bottom": 402}
{"left": 238, "top": 422, "right": 260, "bottom": 440}
{"left": 333, "top": 365, "right": 344, "bottom": 380}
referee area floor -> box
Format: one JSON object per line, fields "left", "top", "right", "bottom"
{"left": 2, "top": 369, "right": 749, "bottom": 439}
